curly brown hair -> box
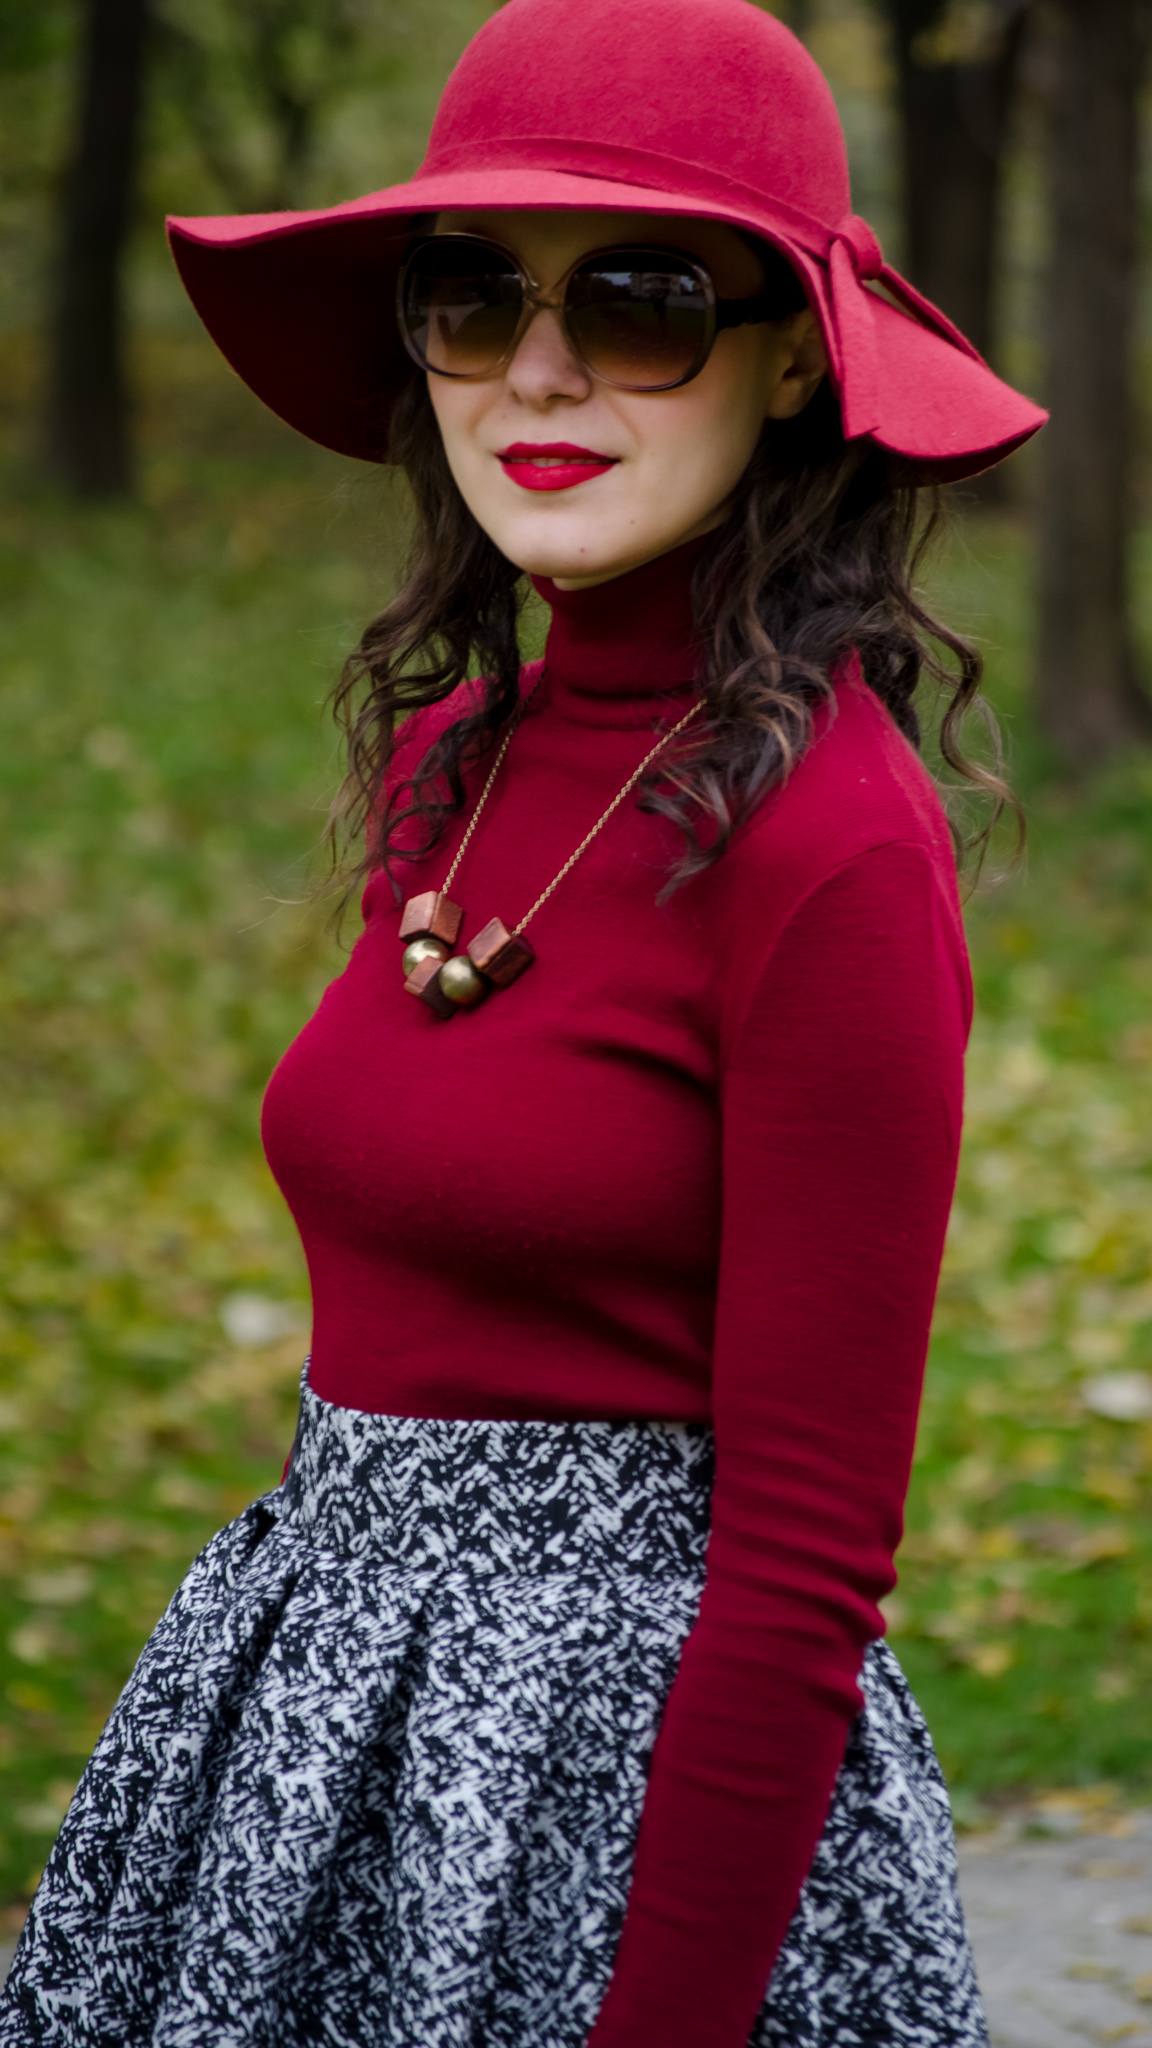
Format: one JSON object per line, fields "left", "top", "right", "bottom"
{"left": 329, "top": 280, "right": 1013, "bottom": 902}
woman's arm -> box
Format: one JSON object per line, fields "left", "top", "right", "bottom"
{"left": 586, "top": 839, "right": 970, "bottom": 2048}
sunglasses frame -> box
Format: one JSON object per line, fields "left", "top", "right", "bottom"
{"left": 397, "top": 232, "right": 786, "bottom": 393}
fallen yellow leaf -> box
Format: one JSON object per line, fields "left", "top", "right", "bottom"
{"left": 970, "top": 1642, "right": 1014, "bottom": 1679}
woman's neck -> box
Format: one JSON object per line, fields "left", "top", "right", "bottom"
{"left": 530, "top": 537, "right": 706, "bottom": 730}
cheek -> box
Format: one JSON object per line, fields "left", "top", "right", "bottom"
{"left": 427, "top": 382, "right": 475, "bottom": 464}
{"left": 694, "top": 336, "right": 775, "bottom": 471}
{"left": 426, "top": 382, "right": 498, "bottom": 509}
{"left": 629, "top": 364, "right": 766, "bottom": 503}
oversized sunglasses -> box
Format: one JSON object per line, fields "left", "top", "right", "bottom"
{"left": 397, "top": 234, "right": 785, "bottom": 393}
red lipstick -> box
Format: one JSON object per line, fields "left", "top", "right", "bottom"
{"left": 497, "top": 442, "right": 619, "bottom": 492}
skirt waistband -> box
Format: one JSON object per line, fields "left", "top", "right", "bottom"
{"left": 282, "top": 1372, "right": 715, "bottom": 1577}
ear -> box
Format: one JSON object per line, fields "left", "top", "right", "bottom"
{"left": 763, "top": 310, "right": 828, "bottom": 421}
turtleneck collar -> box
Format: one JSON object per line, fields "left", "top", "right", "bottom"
{"left": 530, "top": 536, "right": 707, "bottom": 729}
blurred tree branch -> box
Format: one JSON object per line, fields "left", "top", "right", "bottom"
{"left": 154, "top": 0, "right": 375, "bottom": 213}
{"left": 774, "top": 0, "right": 816, "bottom": 36}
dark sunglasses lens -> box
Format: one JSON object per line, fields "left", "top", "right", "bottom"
{"left": 401, "top": 241, "right": 523, "bottom": 375}
{"left": 566, "top": 251, "right": 710, "bottom": 387}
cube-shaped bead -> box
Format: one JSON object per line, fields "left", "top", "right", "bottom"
{"left": 399, "top": 892, "right": 464, "bottom": 948}
{"left": 466, "top": 917, "right": 536, "bottom": 990}
{"left": 403, "top": 953, "right": 457, "bottom": 1020}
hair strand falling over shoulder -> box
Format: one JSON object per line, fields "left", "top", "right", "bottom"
{"left": 329, "top": 372, "right": 1018, "bottom": 910}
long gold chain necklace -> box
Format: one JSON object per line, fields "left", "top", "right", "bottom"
{"left": 398, "top": 690, "right": 704, "bottom": 1020}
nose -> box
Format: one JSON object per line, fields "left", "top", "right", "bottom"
{"left": 503, "top": 302, "right": 593, "bottom": 406}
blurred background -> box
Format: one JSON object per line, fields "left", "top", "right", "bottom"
{"left": 2, "top": 0, "right": 1152, "bottom": 1920}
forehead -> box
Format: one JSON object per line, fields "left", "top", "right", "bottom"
{"left": 432, "top": 208, "right": 763, "bottom": 292}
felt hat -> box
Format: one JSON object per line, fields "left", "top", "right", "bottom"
{"left": 166, "top": 0, "right": 1046, "bottom": 481}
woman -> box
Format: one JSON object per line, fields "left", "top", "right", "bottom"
{"left": 1, "top": 2, "right": 1045, "bottom": 2045}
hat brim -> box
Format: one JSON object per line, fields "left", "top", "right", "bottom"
{"left": 167, "top": 168, "right": 1045, "bottom": 482}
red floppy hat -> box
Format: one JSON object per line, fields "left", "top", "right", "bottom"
{"left": 166, "top": 0, "right": 1045, "bottom": 481}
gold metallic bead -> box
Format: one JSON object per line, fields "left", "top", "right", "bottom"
{"left": 401, "top": 936, "right": 450, "bottom": 977}
{"left": 439, "top": 954, "right": 488, "bottom": 1008}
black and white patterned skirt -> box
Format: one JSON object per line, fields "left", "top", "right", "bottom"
{"left": 2, "top": 1374, "right": 987, "bottom": 2048}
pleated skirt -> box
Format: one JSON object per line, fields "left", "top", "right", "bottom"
{"left": 1, "top": 1372, "right": 988, "bottom": 2048}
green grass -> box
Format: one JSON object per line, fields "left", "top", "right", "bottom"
{"left": 0, "top": 360, "right": 399, "bottom": 1904}
{"left": 1, "top": 359, "right": 1151, "bottom": 1904}
{"left": 894, "top": 519, "right": 1152, "bottom": 1809}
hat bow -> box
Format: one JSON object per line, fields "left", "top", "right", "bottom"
{"left": 824, "top": 212, "right": 985, "bottom": 445}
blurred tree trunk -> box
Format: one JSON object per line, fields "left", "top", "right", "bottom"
{"left": 887, "top": 0, "right": 1026, "bottom": 361}
{"left": 45, "top": 0, "right": 149, "bottom": 497}
{"left": 1036, "top": 0, "right": 1152, "bottom": 761}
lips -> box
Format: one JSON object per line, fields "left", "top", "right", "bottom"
{"left": 496, "top": 442, "right": 620, "bottom": 492}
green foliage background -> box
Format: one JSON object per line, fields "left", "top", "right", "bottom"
{"left": 1, "top": 0, "right": 1150, "bottom": 1914}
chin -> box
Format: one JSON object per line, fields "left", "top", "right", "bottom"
{"left": 495, "top": 532, "right": 626, "bottom": 584}
{"left": 522, "top": 551, "right": 626, "bottom": 583}
{"left": 490, "top": 516, "right": 670, "bottom": 587}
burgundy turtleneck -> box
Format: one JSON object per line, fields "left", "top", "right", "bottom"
{"left": 261, "top": 540, "right": 971, "bottom": 2048}
{"left": 527, "top": 539, "right": 704, "bottom": 719}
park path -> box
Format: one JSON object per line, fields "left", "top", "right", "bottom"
{"left": 2, "top": 1802, "right": 1151, "bottom": 2040}
{"left": 958, "top": 1800, "right": 1152, "bottom": 2047}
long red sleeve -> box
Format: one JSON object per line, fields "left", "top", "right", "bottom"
{"left": 260, "top": 542, "right": 971, "bottom": 2047}
{"left": 586, "top": 843, "right": 967, "bottom": 2045}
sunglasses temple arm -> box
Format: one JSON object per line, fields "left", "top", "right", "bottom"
{"left": 714, "top": 288, "right": 794, "bottom": 331}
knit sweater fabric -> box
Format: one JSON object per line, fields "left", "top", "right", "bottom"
{"left": 261, "top": 539, "right": 971, "bottom": 2048}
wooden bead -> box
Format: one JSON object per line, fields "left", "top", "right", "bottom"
{"left": 403, "top": 953, "right": 457, "bottom": 1020}
{"left": 399, "top": 891, "right": 464, "bottom": 948}
{"left": 439, "top": 955, "right": 489, "bottom": 1008}
{"left": 401, "top": 936, "right": 449, "bottom": 977}
{"left": 467, "top": 917, "right": 536, "bottom": 990}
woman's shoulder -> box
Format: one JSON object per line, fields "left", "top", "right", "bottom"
{"left": 364, "top": 664, "right": 544, "bottom": 909}
{"left": 387, "top": 684, "right": 473, "bottom": 783}
{"left": 706, "top": 664, "right": 972, "bottom": 1057}
{"left": 739, "top": 658, "right": 959, "bottom": 896}
{"left": 698, "top": 657, "right": 969, "bottom": 1026}
{"left": 388, "top": 661, "right": 545, "bottom": 786}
